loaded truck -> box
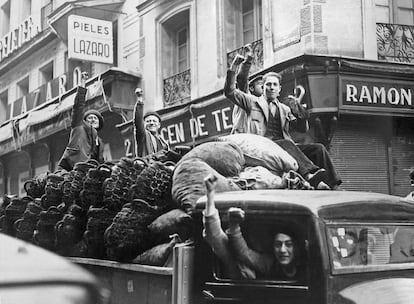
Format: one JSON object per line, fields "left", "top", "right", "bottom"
{"left": 72, "top": 189, "right": 414, "bottom": 304}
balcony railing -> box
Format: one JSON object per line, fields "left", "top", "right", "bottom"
{"left": 377, "top": 23, "right": 414, "bottom": 63}
{"left": 227, "top": 39, "right": 263, "bottom": 75}
{"left": 163, "top": 69, "right": 191, "bottom": 106}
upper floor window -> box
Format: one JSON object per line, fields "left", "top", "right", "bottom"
{"left": 0, "top": 1, "right": 10, "bottom": 37}
{"left": 376, "top": 0, "right": 414, "bottom": 62}
{"left": 41, "top": 0, "right": 52, "bottom": 31}
{"left": 40, "top": 61, "right": 54, "bottom": 85}
{"left": 0, "top": 89, "right": 8, "bottom": 123}
{"left": 224, "top": 0, "right": 263, "bottom": 74}
{"left": 161, "top": 9, "right": 191, "bottom": 106}
{"left": 21, "top": 0, "right": 32, "bottom": 23}
{"left": 16, "top": 76, "right": 29, "bottom": 99}
{"left": 376, "top": 0, "right": 414, "bottom": 24}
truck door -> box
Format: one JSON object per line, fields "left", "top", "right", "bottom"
{"left": 200, "top": 214, "right": 313, "bottom": 304}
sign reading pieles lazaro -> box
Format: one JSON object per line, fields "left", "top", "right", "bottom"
{"left": 340, "top": 76, "right": 414, "bottom": 115}
{"left": 68, "top": 15, "right": 113, "bottom": 64}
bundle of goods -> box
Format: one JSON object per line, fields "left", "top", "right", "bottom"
{"left": 0, "top": 195, "right": 14, "bottom": 234}
{"left": 178, "top": 141, "right": 245, "bottom": 177}
{"left": 83, "top": 207, "right": 118, "bottom": 258}
{"left": 15, "top": 197, "right": 42, "bottom": 241}
{"left": 104, "top": 199, "right": 161, "bottom": 262}
{"left": 33, "top": 206, "right": 64, "bottom": 250}
{"left": 55, "top": 204, "right": 89, "bottom": 255}
{"left": 218, "top": 133, "right": 298, "bottom": 176}
{"left": 102, "top": 157, "right": 138, "bottom": 212}
{"left": 80, "top": 164, "right": 112, "bottom": 209}
{"left": 128, "top": 161, "right": 176, "bottom": 213}
{"left": 40, "top": 173, "right": 65, "bottom": 210}
{"left": 2, "top": 196, "right": 29, "bottom": 236}
{"left": 24, "top": 171, "right": 48, "bottom": 199}
{"left": 172, "top": 158, "right": 241, "bottom": 213}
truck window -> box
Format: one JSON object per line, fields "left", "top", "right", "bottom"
{"left": 327, "top": 224, "right": 414, "bottom": 274}
{"left": 212, "top": 217, "right": 308, "bottom": 284}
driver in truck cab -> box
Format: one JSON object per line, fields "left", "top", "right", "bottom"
{"left": 203, "top": 174, "right": 305, "bottom": 281}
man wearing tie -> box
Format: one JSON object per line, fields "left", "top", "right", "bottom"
{"left": 224, "top": 58, "right": 340, "bottom": 189}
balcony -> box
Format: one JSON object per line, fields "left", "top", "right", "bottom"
{"left": 227, "top": 39, "right": 263, "bottom": 75}
{"left": 377, "top": 23, "right": 414, "bottom": 63}
{"left": 163, "top": 69, "right": 191, "bottom": 106}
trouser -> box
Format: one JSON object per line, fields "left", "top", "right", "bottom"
{"left": 275, "top": 139, "right": 319, "bottom": 177}
{"left": 298, "top": 143, "right": 342, "bottom": 188}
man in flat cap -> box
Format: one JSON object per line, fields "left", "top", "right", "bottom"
{"left": 133, "top": 88, "right": 169, "bottom": 157}
{"left": 58, "top": 72, "right": 104, "bottom": 171}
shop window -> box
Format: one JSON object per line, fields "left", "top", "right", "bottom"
{"left": 376, "top": 0, "right": 414, "bottom": 62}
{"left": 160, "top": 9, "right": 191, "bottom": 106}
{"left": 224, "top": 0, "right": 263, "bottom": 74}
{"left": 39, "top": 61, "right": 54, "bottom": 85}
{"left": 0, "top": 1, "right": 10, "bottom": 37}
{"left": 0, "top": 89, "right": 8, "bottom": 123}
{"left": 16, "top": 76, "right": 29, "bottom": 99}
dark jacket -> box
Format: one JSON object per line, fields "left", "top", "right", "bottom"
{"left": 58, "top": 87, "right": 104, "bottom": 171}
{"left": 134, "top": 101, "right": 169, "bottom": 157}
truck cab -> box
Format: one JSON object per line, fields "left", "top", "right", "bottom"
{"left": 195, "top": 190, "right": 414, "bottom": 304}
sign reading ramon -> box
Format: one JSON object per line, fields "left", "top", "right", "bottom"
{"left": 68, "top": 15, "right": 113, "bottom": 64}
{"left": 341, "top": 77, "right": 414, "bottom": 114}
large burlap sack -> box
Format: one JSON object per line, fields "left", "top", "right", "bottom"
{"left": 132, "top": 235, "right": 180, "bottom": 266}
{"left": 148, "top": 209, "right": 193, "bottom": 243}
{"left": 237, "top": 166, "right": 287, "bottom": 189}
{"left": 219, "top": 134, "right": 298, "bottom": 175}
{"left": 172, "top": 159, "right": 241, "bottom": 212}
{"left": 179, "top": 142, "right": 245, "bottom": 177}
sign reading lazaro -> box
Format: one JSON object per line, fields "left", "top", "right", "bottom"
{"left": 68, "top": 15, "right": 113, "bottom": 64}
{"left": 341, "top": 77, "right": 414, "bottom": 114}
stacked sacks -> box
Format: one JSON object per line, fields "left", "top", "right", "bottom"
{"left": 148, "top": 209, "right": 193, "bottom": 244}
{"left": 83, "top": 207, "right": 117, "bottom": 258}
{"left": 219, "top": 133, "right": 298, "bottom": 176}
{"left": 0, "top": 195, "right": 14, "bottom": 234}
{"left": 80, "top": 164, "right": 112, "bottom": 209}
{"left": 3, "top": 197, "right": 28, "bottom": 236}
{"left": 102, "top": 157, "right": 137, "bottom": 212}
{"left": 179, "top": 141, "right": 245, "bottom": 177}
{"left": 15, "top": 197, "right": 42, "bottom": 241}
{"left": 105, "top": 199, "right": 161, "bottom": 262}
{"left": 55, "top": 204, "right": 88, "bottom": 255}
{"left": 133, "top": 234, "right": 181, "bottom": 266}
{"left": 129, "top": 161, "right": 176, "bottom": 213}
{"left": 34, "top": 206, "right": 64, "bottom": 250}
{"left": 40, "top": 173, "right": 64, "bottom": 210}
{"left": 24, "top": 171, "right": 48, "bottom": 199}
{"left": 172, "top": 158, "right": 241, "bottom": 213}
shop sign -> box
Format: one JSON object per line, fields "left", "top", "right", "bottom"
{"left": 0, "top": 16, "right": 40, "bottom": 63}
{"left": 68, "top": 15, "right": 113, "bottom": 64}
{"left": 340, "top": 76, "right": 414, "bottom": 115}
{"left": 122, "top": 97, "right": 235, "bottom": 156}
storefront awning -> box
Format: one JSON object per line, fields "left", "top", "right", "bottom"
{"left": 48, "top": 0, "right": 125, "bottom": 42}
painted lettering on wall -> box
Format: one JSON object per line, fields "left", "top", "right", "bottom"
{"left": 0, "top": 16, "right": 40, "bottom": 63}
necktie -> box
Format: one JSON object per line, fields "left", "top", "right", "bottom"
{"left": 269, "top": 101, "right": 279, "bottom": 117}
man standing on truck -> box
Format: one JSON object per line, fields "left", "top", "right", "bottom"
{"left": 133, "top": 88, "right": 169, "bottom": 157}
{"left": 57, "top": 72, "right": 104, "bottom": 172}
{"left": 203, "top": 174, "right": 304, "bottom": 281}
{"left": 225, "top": 51, "right": 341, "bottom": 189}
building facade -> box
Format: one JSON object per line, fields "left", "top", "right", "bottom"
{"left": 0, "top": 0, "right": 413, "bottom": 197}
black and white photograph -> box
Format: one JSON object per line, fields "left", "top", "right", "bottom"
{"left": 1, "top": 0, "right": 414, "bottom": 303}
